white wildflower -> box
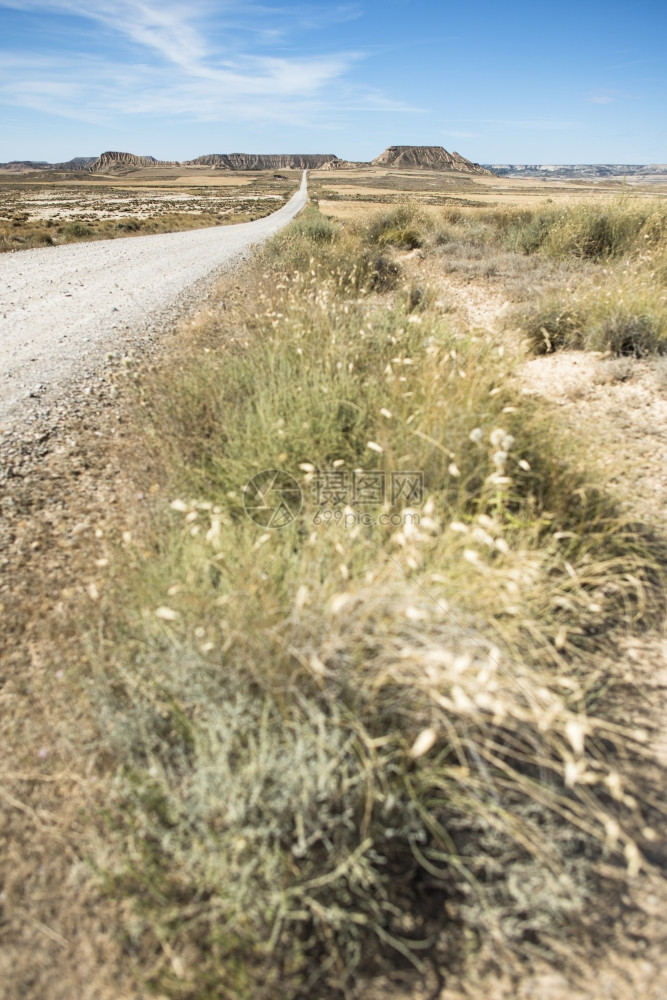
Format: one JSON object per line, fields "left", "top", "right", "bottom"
{"left": 405, "top": 606, "right": 428, "bottom": 621}
{"left": 565, "top": 718, "right": 587, "bottom": 754}
{"left": 295, "top": 585, "right": 309, "bottom": 610}
{"left": 449, "top": 521, "right": 468, "bottom": 533}
{"left": 155, "top": 606, "right": 179, "bottom": 621}
{"left": 409, "top": 728, "right": 438, "bottom": 759}
{"left": 624, "top": 841, "right": 642, "bottom": 878}
{"left": 604, "top": 817, "right": 621, "bottom": 849}
{"left": 330, "top": 593, "right": 352, "bottom": 615}
{"left": 471, "top": 527, "right": 495, "bottom": 547}
{"left": 606, "top": 771, "right": 623, "bottom": 801}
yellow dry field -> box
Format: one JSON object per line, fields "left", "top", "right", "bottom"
{"left": 314, "top": 168, "right": 667, "bottom": 221}
{"left": 105, "top": 175, "right": 256, "bottom": 187}
{"left": 317, "top": 199, "right": 395, "bottom": 220}
{"left": 317, "top": 185, "right": 435, "bottom": 198}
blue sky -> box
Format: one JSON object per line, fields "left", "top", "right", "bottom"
{"left": 0, "top": 0, "right": 665, "bottom": 163}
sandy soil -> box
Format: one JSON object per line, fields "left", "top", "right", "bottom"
{"left": 2, "top": 188, "right": 282, "bottom": 222}
{"left": 0, "top": 171, "right": 307, "bottom": 428}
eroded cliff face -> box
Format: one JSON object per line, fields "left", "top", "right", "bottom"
{"left": 2, "top": 146, "right": 496, "bottom": 176}
{"left": 89, "top": 151, "right": 178, "bottom": 172}
{"left": 371, "top": 146, "right": 492, "bottom": 174}
{"left": 184, "top": 153, "right": 341, "bottom": 170}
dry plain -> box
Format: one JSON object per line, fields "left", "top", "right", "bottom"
{"left": 0, "top": 167, "right": 300, "bottom": 252}
{"left": 0, "top": 172, "right": 308, "bottom": 424}
{"left": 1, "top": 164, "right": 666, "bottom": 1000}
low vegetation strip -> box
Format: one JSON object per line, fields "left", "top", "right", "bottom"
{"left": 432, "top": 198, "right": 667, "bottom": 356}
{"left": 0, "top": 206, "right": 286, "bottom": 251}
{"left": 74, "top": 205, "right": 666, "bottom": 997}
{"left": 0, "top": 173, "right": 297, "bottom": 253}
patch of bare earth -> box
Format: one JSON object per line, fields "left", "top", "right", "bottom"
{"left": 517, "top": 349, "right": 667, "bottom": 776}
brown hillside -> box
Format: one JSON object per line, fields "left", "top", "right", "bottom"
{"left": 371, "top": 145, "right": 492, "bottom": 174}
{"left": 89, "top": 151, "right": 178, "bottom": 173}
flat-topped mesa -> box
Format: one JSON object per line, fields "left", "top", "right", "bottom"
{"left": 185, "top": 153, "right": 341, "bottom": 170}
{"left": 371, "top": 145, "right": 493, "bottom": 174}
{"left": 89, "top": 151, "right": 179, "bottom": 173}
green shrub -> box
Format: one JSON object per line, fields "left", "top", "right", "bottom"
{"left": 511, "top": 285, "right": 667, "bottom": 355}
{"left": 290, "top": 212, "right": 340, "bottom": 242}
{"left": 115, "top": 217, "right": 142, "bottom": 232}
{"left": 488, "top": 201, "right": 667, "bottom": 261}
{"left": 266, "top": 208, "right": 400, "bottom": 293}
{"left": 61, "top": 220, "right": 92, "bottom": 239}
{"left": 366, "top": 203, "right": 429, "bottom": 249}
{"left": 377, "top": 225, "right": 423, "bottom": 249}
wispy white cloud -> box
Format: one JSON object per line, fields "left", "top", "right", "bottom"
{"left": 0, "top": 1, "right": 401, "bottom": 125}
{"left": 1, "top": 1, "right": 210, "bottom": 70}
{"left": 586, "top": 90, "right": 616, "bottom": 104}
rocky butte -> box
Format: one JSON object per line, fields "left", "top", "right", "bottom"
{"left": 88, "top": 151, "right": 179, "bottom": 172}
{"left": 371, "top": 145, "right": 493, "bottom": 174}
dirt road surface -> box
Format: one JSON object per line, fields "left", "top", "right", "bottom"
{"left": 0, "top": 171, "right": 308, "bottom": 426}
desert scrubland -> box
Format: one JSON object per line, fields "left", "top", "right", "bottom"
{"left": 0, "top": 168, "right": 298, "bottom": 252}
{"left": 1, "top": 165, "right": 666, "bottom": 1000}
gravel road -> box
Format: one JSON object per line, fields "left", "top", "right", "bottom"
{"left": 0, "top": 171, "right": 308, "bottom": 427}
